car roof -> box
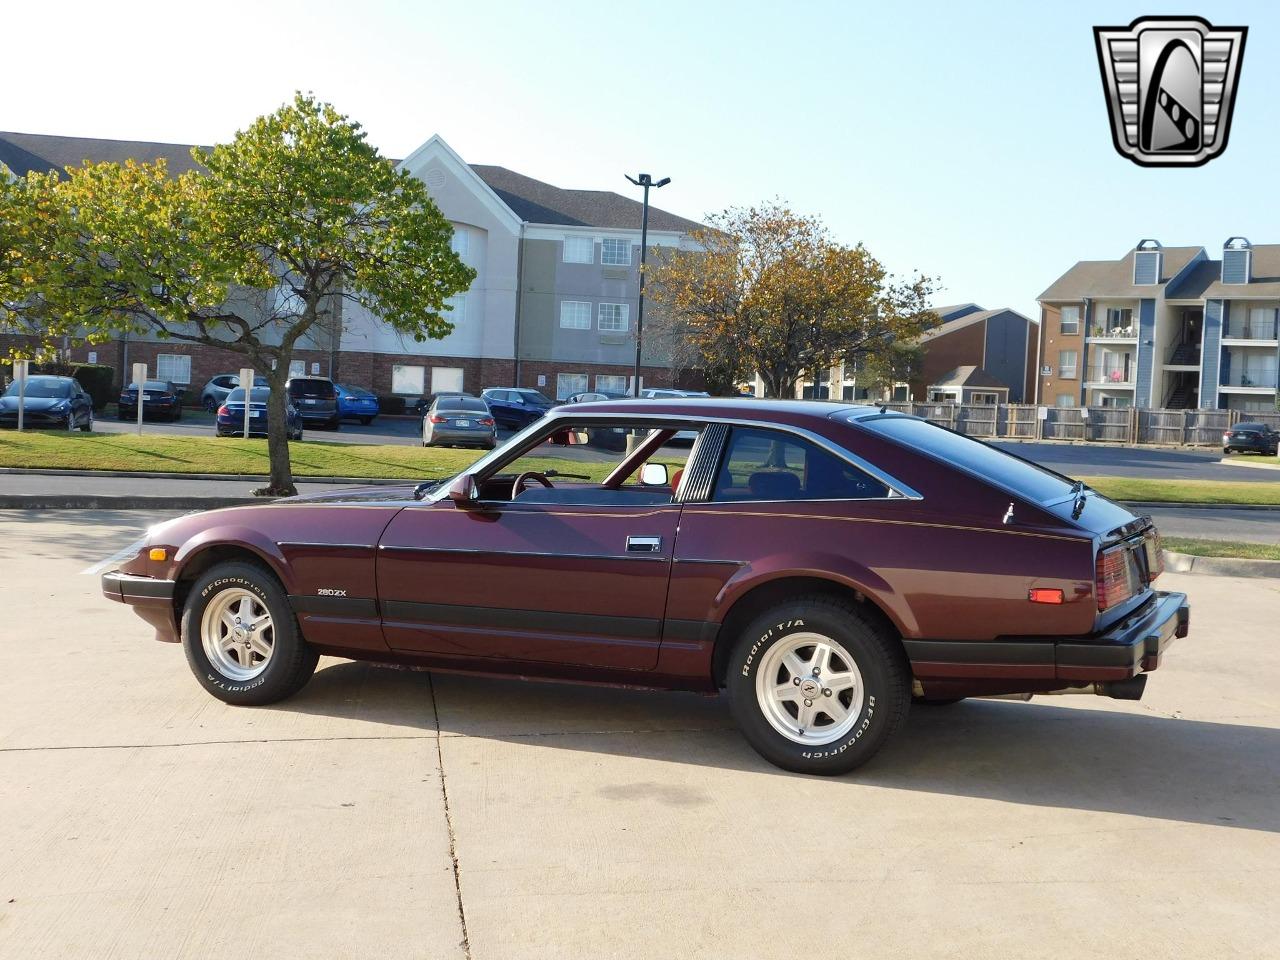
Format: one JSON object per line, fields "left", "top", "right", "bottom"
{"left": 555, "top": 397, "right": 884, "bottom": 421}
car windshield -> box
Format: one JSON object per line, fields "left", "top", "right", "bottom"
{"left": 858, "top": 415, "right": 1075, "bottom": 503}
{"left": 345, "top": 386, "right": 374, "bottom": 398}
{"left": 289, "top": 379, "right": 334, "bottom": 398}
{"left": 437, "top": 398, "right": 489, "bottom": 413}
{"left": 516, "top": 390, "right": 553, "bottom": 405}
{"left": 226, "top": 388, "right": 271, "bottom": 404}
{"left": 4, "top": 378, "right": 71, "bottom": 399}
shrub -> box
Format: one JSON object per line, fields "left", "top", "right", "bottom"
{"left": 378, "top": 395, "right": 407, "bottom": 415}
{"left": 71, "top": 364, "right": 115, "bottom": 411}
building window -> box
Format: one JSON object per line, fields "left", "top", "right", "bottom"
{"left": 599, "top": 303, "right": 629, "bottom": 332}
{"left": 1057, "top": 350, "right": 1078, "bottom": 379}
{"left": 155, "top": 354, "right": 191, "bottom": 384}
{"left": 288, "top": 359, "right": 307, "bottom": 378}
{"left": 563, "top": 236, "right": 594, "bottom": 264}
{"left": 559, "top": 301, "right": 592, "bottom": 330}
{"left": 595, "top": 374, "right": 627, "bottom": 394}
{"left": 1103, "top": 307, "right": 1133, "bottom": 336}
{"left": 601, "top": 238, "right": 631, "bottom": 266}
{"left": 431, "top": 366, "right": 464, "bottom": 394}
{"left": 392, "top": 364, "right": 425, "bottom": 396}
{"left": 1055, "top": 394, "right": 1076, "bottom": 408}
{"left": 445, "top": 294, "right": 467, "bottom": 325}
{"left": 1059, "top": 306, "right": 1080, "bottom": 335}
{"left": 556, "top": 372, "right": 588, "bottom": 400}
{"left": 450, "top": 228, "right": 468, "bottom": 258}
{"left": 970, "top": 392, "right": 999, "bottom": 405}
{"left": 272, "top": 283, "right": 299, "bottom": 316}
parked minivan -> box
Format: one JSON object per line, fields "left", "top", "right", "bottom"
{"left": 285, "top": 377, "right": 340, "bottom": 430}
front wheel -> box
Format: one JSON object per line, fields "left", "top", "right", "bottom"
{"left": 80, "top": 410, "right": 93, "bottom": 432}
{"left": 180, "top": 561, "right": 318, "bottom": 705}
{"left": 726, "top": 597, "right": 910, "bottom": 775}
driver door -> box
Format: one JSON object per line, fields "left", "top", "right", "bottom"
{"left": 376, "top": 440, "right": 687, "bottom": 671}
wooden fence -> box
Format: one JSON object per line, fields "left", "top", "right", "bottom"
{"left": 876, "top": 402, "right": 1280, "bottom": 447}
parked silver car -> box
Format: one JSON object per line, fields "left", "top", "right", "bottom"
{"left": 422, "top": 395, "right": 497, "bottom": 449}
{"left": 639, "top": 388, "right": 709, "bottom": 440}
{"left": 201, "top": 373, "right": 268, "bottom": 411}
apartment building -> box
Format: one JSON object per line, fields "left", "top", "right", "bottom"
{"left": 1037, "top": 239, "right": 1280, "bottom": 412}
{"left": 0, "top": 131, "right": 704, "bottom": 400}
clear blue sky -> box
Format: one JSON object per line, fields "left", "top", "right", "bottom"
{"left": 6, "top": 1, "right": 1277, "bottom": 320}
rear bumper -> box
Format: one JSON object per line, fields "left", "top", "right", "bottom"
{"left": 427, "top": 427, "right": 496, "bottom": 445}
{"left": 906, "top": 591, "right": 1190, "bottom": 683}
{"left": 102, "top": 570, "right": 181, "bottom": 642}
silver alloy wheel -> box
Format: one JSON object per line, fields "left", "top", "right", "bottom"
{"left": 755, "top": 631, "right": 865, "bottom": 746}
{"left": 200, "top": 588, "right": 275, "bottom": 681}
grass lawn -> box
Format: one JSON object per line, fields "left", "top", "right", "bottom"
{"left": 0, "top": 432, "right": 672, "bottom": 483}
{"left": 1161, "top": 537, "right": 1280, "bottom": 562}
{"left": 1079, "top": 476, "right": 1280, "bottom": 506}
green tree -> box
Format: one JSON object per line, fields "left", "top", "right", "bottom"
{"left": 0, "top": 93, "right": 474, "bottom": 495}
{"left": 646, "top": 203, "right": 937, "bottom": 397}
{"left": 857, "top": 341, "right": 925, "bottom": 399}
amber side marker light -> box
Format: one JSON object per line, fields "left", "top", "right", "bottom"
{"left": 149, "top": 548, "right": 167, "bottom": 562}
{"left": 1029, "top": 588, "right": 1065, "bottom": 604}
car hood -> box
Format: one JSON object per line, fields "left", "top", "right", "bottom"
{"left": 282, "top": 483, "right": 421, "bottom": 504}
{"left": 0, "top": 396, "right": 67, "bottom": 412}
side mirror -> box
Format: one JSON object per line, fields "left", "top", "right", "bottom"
{"left": 446, "top": 474, "right": 480, "bottom": 506}
{"left": 639, "top": 462, "right": 669, "bottom": 486}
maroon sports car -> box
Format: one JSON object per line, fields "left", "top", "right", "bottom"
{"left": 103, "top": 399, "right": 1188, "bottom": 774}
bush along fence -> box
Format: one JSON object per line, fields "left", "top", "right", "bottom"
{"left": 878, "top": 402, "right": 1280, "bottom": 447}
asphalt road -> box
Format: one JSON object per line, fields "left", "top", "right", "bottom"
{"left": 1, "top": 510, "right": 1277, "bottom": 959}
{"left": 92, "top": 408, "right": 445, "bottom": 446}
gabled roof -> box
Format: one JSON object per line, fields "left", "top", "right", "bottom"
{"left": 468, "top": 165, "right": 705, "bottom": 233}
{"left": 929, "top": 365, "right": 1010, "bottom": 390}
{"left": 1038, "top": 246, "right": 1205, "bottom": 301}
{"left": 0, "top": 131, "right": 207, "bottom": 177}
{"left": 1174, "top": 244, "right": 1280, "bottom": 299}
{"left": 917, "top": 306, "right": 1033, "bottom": 343}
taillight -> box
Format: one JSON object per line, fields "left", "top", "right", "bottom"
{"left": 1095, "top": 546, "right": 1141, "bottom": 611}
{"left": 1146, "top": 530, "right": 1164, "bottom": 582}
{"left": 429, "top": 415, "right": 447, "bottom": 423}
{"left": 217, "top": 405, "right": 229, "bottom": 417}
{"left": 479, "top": 417, "right": 495, "bottom": 426}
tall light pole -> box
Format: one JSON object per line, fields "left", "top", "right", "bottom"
{"left": 625, "top": 173, "right": 670, "bottom": 397}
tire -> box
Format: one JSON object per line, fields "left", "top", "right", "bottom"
{"left": 359, "top": 416, "right": 373, "bottom": 425}
{"left": 180, "top": 561, "right": 318, "bottom": 706}
{"left": 80, "top": 410, "right": 93, "bottom": 433}
{"left": 203, "top": 396, "right": 217, "bottom": 412}
{"left": 1223, "top": 448, "right": 1230, "bottom": 455}
{"left": 725, "top": 596, "right": 910, "bottom": 775}
{"left": 330, "top": 419, "right": 341, "bottom": 431}
{"left": 912, "top": 695, "right": 964, "bottom": 706}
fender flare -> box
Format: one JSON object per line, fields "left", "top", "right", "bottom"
{"left": 170, "top": 525, "right": 296, "bottom": 594}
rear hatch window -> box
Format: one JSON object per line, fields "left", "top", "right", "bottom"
{"left": 289, "top": 379, "right": 336, "bottom": 399}
{"left": 438, "top": 398, "right": 489, "bottom": 413}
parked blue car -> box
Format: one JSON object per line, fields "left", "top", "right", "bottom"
{"left": 215, "top": 387, "right": 303, "bottom": 440}
{"left": 480, "top": 387, "right": 557, "bottom": 430}
{"left": 335, "top": 383, "right": 380, "bottom": 424}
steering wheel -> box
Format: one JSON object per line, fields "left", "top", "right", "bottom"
{"left": 512, "top": 471, "right": 554, "bottom": 499}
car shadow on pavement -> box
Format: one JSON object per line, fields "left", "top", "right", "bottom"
{"left": 283, "top": 664, "right": 1280, "bottom": 834}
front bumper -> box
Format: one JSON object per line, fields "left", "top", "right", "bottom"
{"left": 906, "top": 591, "right": 1190, "bottom": 683}
{"left": 102, "top": 570, "right": 181, "bottom": 642}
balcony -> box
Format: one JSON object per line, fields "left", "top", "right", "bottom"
{"left": 1223, "top": 326, "right": 1279, "bottom": 343}
{"left": 1220, "top": 372, "right": 1278, "bottom": 390}
{"left": 1085, "top": 365, "right": 1135, "bottom": 385}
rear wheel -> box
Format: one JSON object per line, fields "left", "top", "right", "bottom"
{"left": 360, "top": 416, "right": 373, "bottom": 425}
{"left": 203, "top": 396, "right": 217, "bottom": 412}
{"left": 181, "top": 561, "right": 318, "bottom": 705}
{"left": 80, "top": 410, "right": 93, "bottom": 432}
{"left": 726, "top": 596, "right": 910, "bottom": 775}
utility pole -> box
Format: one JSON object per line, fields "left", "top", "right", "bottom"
{"left": 625, "top": 173, "right": 670, "bottom": 397}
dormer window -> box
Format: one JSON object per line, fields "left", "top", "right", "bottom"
{"left": 1133, "top": 239, "right": 1162, "bottom": 285}
{"left": 1222, "top": 237, "right": 1251, "bottom": 284}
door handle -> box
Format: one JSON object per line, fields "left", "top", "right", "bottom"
{"left": 626, "top": 535, "right": 662, "bottom": 553}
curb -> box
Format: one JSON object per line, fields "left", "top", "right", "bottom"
{"left": 1123, "top": 501, "right": 1280, "bottom": 511}
{"left": 1161, "top": 549, "right": 1280, "bottom": 579}
{"left": 1218, "top": 457, "right": 1280, "bottom": 472}
{"left": 0, "top": 467, "right": 410, "bottom": 486}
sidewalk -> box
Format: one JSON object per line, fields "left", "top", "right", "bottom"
{"left": 0, "top": 471, "right": 370, "bottom": 509}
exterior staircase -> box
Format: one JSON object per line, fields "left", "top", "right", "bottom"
{"left": 1165, "top": 384, "right": 1196, "bottom": 409}
{"left": 1168, "top": 342, "right": 1201, "bottom": 366}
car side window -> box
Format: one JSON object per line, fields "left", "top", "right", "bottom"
{"left": 712, "top": 428, "right": 890, "bottom": 502}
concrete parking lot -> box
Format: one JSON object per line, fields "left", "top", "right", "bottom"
{"left": 1, "top": 510, "right": 1277, "bottom": 959}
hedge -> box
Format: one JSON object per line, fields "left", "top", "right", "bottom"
{"left": 31, "top": 361, "right": 117, "bottom": 411}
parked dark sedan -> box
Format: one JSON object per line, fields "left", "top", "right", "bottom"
{"left": 286, "top": 376, "right": 340, "bottom": 430}
{"left": 101, "top": 399, "right": 1190, "bottom": 775}
{"left": 1222, "top": 421, "right": 1279, "bottom": 456}
{"left": 0, "top": 375, "right": 94, "bottom": 430}
{"left": 216, "top": 387, "right": 303, "bottom": 439}
{"left": 480, "top": 387, "right": 556, "bottom": 429}
{"left": 118, "top": 380, "right": 185, "bottom": 421}
{"left": 422, "top": 395, "right": 496, "bottom": 449}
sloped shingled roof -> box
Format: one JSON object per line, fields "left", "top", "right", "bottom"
{"left": 929, "top": 365, "right": 1010, "bottom": 390}
{"left": 1167, "top": 245, "right": 1280, "bottom": 299}
{"left": 0, "top": 131, "right": 706, "bottom": 233}
{"left": 0, "top": 131, "right": 209, "bottom": 176}
{"left": 468, "top": 164, "right": 706, "bottom": 233}
{"left": 1038, "top": 246, "right": 1205, "bottom": 300}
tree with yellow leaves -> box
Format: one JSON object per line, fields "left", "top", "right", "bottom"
{"left": 647, "top": 203, "right": 937, "bottom": 397}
